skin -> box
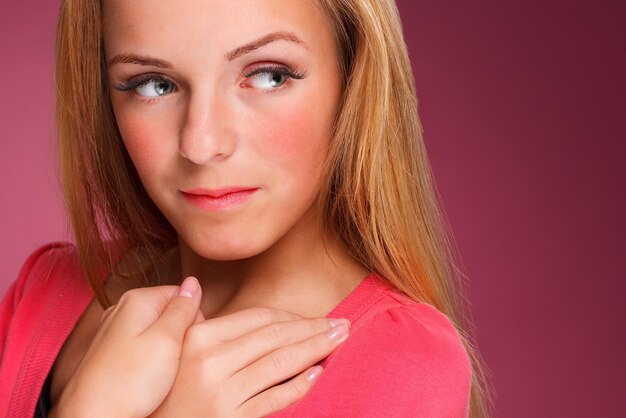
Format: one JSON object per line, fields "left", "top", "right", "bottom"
{"left": 50, "top": 0, "right": 369, "bottom": 416}
{"left": 104, "top": 0, "right": 367, "bottom": 319}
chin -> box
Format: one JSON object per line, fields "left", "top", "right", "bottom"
{"left": 197, "top": 248, "right": 262, "bottom": 262}
{"left": 183, "top": 232, "right": 274, "bottom": 262}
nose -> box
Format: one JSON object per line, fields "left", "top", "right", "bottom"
{"left": 178, "top": 90, "right": 237, "bottom": 165}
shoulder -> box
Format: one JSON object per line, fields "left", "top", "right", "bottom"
{"left": 1, "top": 243, "right": 89, "bottom": 347}
{"left": 1, "top": 243, "right": 83, "bottom": 317}
{"left": 347, "top": 298, "right": 471, "bottom": 400}
{"left": 0, "top": 243, "right": 93, "bottom": 416}
{"left": 337, "top": 275, "right": 471, "bottom": 380}
{"left": 296, "top": 280, "right": 471, "bottom": 417}
{"left": 360, "top": 296, "right": 471, "bottom": 372}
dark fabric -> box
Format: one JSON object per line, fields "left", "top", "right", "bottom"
{"left": 33, "top": 371, "right": 52, "bottom": 418}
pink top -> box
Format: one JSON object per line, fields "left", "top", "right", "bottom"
{"left": 0, "top": 243, "right": 471, "bottom": 417}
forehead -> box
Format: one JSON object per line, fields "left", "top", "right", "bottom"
{"left": 102, "top": 0, "right": 333, "bottom": 59}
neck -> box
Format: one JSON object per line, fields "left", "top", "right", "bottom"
{"left": 176, "top": 228, "right": 368, "bottom": 319}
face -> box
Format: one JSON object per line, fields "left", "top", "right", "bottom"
{"left": 103, "top": 0, "right": 342, "bottom": 260}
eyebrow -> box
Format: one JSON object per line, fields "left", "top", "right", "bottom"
{"left": 224, "top": 31, "right": 306, "bottom": 61}
{"left": 106, "top": 31, "right": 306, "bottom": 69}
{"left": 106, "top": 54, "right": 172, "bottom": 68}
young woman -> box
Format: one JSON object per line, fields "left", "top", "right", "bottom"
{"left": 0, "top": 0, "right": 490, "bottom": 416}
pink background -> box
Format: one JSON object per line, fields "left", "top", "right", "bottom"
{"left": 1, "top": 1, "right": 624, "bottom": 416}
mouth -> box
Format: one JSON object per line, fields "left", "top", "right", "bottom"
{"left": 180, "top": 187, "right": 259, "bottom": 211}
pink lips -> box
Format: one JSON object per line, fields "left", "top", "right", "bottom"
{"left": 180, "top": 187, "right": 259, "bottom": 211}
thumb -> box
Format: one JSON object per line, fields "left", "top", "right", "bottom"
{"left": 194, "top": 308, "right": 206, "bottom": 325}
{"left": 149, "top": 276, "right": 202, "bottom": 342}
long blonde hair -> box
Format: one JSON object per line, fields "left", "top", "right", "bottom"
{"left": 56, "top": 0, "right": 491, "bottom": 415}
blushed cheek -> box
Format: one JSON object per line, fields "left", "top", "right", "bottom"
{"left": 114, "top": 111, "right": 170, "bottom": 177}
{"left": 253, "top": 101, "right": 333, "bottom": 174}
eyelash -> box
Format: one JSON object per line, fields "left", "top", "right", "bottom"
{"left": 113, "top": 64, "right": 308, "bottom": 99}
{"left": 242, "top": 64, "right": 308, "bottom": 91}
{"left": 115, "top": 75, "right": 168, "bottom": 93}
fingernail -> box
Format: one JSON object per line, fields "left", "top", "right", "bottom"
{"left": 305, "top": 365, "right": 324, "bottom": 382}
{"left": 329, "top": 318, "right": 351, "bottom": 328}
{"left": 178, "top": 276, "right": 198, "bottom": 298}
{"left": 327, "top": 324, "right": 349, "bottom": 342}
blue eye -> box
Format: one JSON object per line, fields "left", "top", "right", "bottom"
{"left": 136, "top": 78, "right": 175, "bottom": 97}
{"left": 115, "top": 76, "right": 176, "bottom": 97}
{"left": 244, "top": 65, "right": 307, "bottom": 91}
{"left": 249, "top": 72, "right": 289, "bottom": 89}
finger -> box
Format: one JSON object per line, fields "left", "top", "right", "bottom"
{"left": 193, "top": 309, "right": 205, "bottom": 325}
{"left": 238, "top": 365, "right": 324, "bottom": 417}
{"left": 217, "top": 318, "right": 349, "bottom": 373}
{"left": 145, "top": 276, "right": 202, "bottom": 344}
{"left": 100, "top": 304, "right": 117, "bottom": 325}
{"left": 114, "top": 285, "right": 180, "bottom": 332}
{"left": 232, "top": 323, "right": 349, "bottom": 400}
{"left": 194, "top": 307, "right": 304, "bottom": 342}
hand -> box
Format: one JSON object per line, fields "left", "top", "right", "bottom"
{"left": 53, "top": 276, "right": 203, "bottom": 418}
{"left": 150, "top": 308, "right": 351, "bottom": 417}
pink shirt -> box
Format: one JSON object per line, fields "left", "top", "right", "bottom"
{"left": 0, "top": 243, "right": 470, "bottom": 417}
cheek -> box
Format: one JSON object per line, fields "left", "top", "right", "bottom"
{"left": 114, "top": 108, "right": 177, "bottom": 177}
{"left": 252, "top": 98, "right": 334, "bottom": 177}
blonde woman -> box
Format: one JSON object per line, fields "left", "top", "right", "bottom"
{"left": 0, "top": 0, "right": 489, "bottom": 416}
